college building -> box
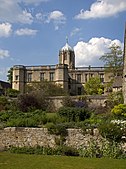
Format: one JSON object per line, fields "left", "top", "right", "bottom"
{"left": 12, "top": 29, "right": 126, "bottom": 95}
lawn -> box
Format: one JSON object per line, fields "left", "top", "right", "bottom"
{"left": 0, "top": 152, "right": 126, "bottom": 169}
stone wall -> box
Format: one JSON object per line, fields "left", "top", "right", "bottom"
{"left": 0, "top": 127, "right": 57, "bottom": 150}
{"left": 0, "top": 127, "right": 126, "bottom": 151}
{"left": 49, "top": 95, "right": 107, "bottom": 110}
{"left": 0, "top": 127, "right": 107, "bottom": 151}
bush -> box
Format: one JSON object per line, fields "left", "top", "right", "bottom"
{"left": 105, "top": 91, "right": 124, "bottom": 110}
{"left": 57, "top": 107, "right": 91, "bottom": 122}
{"left": 46, "top": 123, "right": 68, "bottom": 137}
{"left": 79, "top": 140, "right": 126, "bottom": 159}
{"left": 0, "top": 96, "right": 8, "bottom": 111}
{"left": 9, "top": 146, "right": 79, "bottom": 156}
{"left": 111, "top": 104, "right": 126, "bottom": 118}
{"left": 0, "top": 110, "right": 48, "bottom": 127}
{"left": 99, "top": 121, "right": 124, "bottom": 143}
{"left": 6, "top": 88, "right": 20, "bottom": 97}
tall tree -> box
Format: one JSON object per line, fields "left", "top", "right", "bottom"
{"left": 99, "top": 44, "right": 123, "bottom": 77}
{"left": 7, "top": 67, "right": 13, "bottom": 85}
{"left": 84, "top": 76, "right": 104, "bottom": 95}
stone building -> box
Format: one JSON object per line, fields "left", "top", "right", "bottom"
{"left": 0, "top": 80, "right": 11, "bottom": 95}
{"left": 12, "top": 40, "right": 123, "bottom": 95}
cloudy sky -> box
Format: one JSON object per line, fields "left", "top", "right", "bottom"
{"left": 0, "top": 0, "right": 126, "bottom": 81}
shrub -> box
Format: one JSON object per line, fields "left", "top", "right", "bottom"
{"left": 9, "top": 146, "right": 79, "bottom": 156}
{"left": 57, "top": 107, "right": 91, "bottom": 122}
{"left": 105, "top": 91, "right": 124, "bottom": 110}
{"left": 99, "top": 121, "right": 124, "bottom": 143}
{"left": 111, "top": 104, "right": 126, "bottom": 118}
{"left": 46, "top": 123, "right": 68, "bottom": 137}
{"left": 0, "top": 96, "right": 8, "bottom": 111}
{"left": 79, "top": 140, "right": 126, "bottom": 159}
{"left": 6, "top": 88, "right": 20, "bottom": 97}
{"left": 61, "top": 146, "right": 79, "bottom": 156}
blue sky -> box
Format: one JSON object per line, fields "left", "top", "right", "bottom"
{"left": 0, "top": 0, "right": 126, "bottom": 81}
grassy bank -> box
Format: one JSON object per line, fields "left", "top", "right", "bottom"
{"left": 0, "top": 152, "right": 126, "bottom": 169}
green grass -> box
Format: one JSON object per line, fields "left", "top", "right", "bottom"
{"left": 0, "top": 152, "right": 126, "bottom": 169}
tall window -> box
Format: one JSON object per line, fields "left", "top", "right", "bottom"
{"left": 77, "top": 74, "right": 81, "bottom": 82}
{"left": 27, "top": 73, "right": 32, "bottom": 82}
{"left": 40, "top": 73, "right": 44, "bottom": 81}
{"left": 90, "top": 74, "right": 94, "bottom": 78}
{"left": 85, "top": 74, "right": 88, "bottom": 82}
{"left": 15, "top": 75, "right": 19, "bottom": 80}
{"left": 99, "top": 74, "right": 104, "bottom": 82}
{"left": 50, "top": 72, "right": 54, "bottom": 81}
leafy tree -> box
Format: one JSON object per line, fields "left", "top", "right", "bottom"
{"left": 84, "top": 76, "right": 103, "bottom": 95}
{"left": 25, "top": 80, "right": 68, "bottom": 96}
{"left": 7, "top": 67, "right": 13, "bottom": 85}
{"left": 99, "top": 44, "right": 123, "bottom": 77}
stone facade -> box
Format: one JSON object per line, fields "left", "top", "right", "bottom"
{"left": 12, "top": 40, "right": 122, "bottom": 95}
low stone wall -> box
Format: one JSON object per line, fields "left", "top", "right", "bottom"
{"left": 0, "top": 127, "right": 57, "bottom": 150}
{"left": 0, "top": 127, "right": 107, "bottom": 151}
{"left": 1, "top": 127, "right": 125, "bottom": 152}
{"left": 49, "top": 95, "right": 107, "bottom": 110}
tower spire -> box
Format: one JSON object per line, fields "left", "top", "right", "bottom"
{"left": 66, "top": 36, "right": 68, "bottom": 44}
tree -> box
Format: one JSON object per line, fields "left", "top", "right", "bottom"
{"left": 84, "top": 76, "right": 103, "bottom": 95}
{"left": 25, "top": 81, "right": 68, "bottom": 96}
{"left": 99, "top": 44, "right": 123, "bottom": 77}
{"left": 7, "top": 67, "right": 13, "bottom": 85}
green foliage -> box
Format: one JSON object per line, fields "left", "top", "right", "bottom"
{"left": 6, "top": 88, "right": 20, "bottom": 97}
{"left": 0, "top": 96, "right": 8, "bottom": 111}
{"left": 57, "top": 107, "right": 91, "bottom": 122}
{"left": 99, "top": 44, "right": 123, "bottom": 77}
{"left": 26, "top": 81, "right": 68, "bottom": 96}
{"left": 84, "top": 76, "right": 103, "bottom": 95}
{"left": 99, "top": 121, "right": 124, "bottom": 143}
{"left": 0, "top": 110, "right": 48, "bottom": 127}
{"left": 105, "top": 91, "right": 124, "bottom": 110}
{"left": 46, "top": 123, "right": 68, "bottom": 137}
{"left": 9, "top": 145, "right": 79, "bottom": 156}
{"left": 79, "top": 140, "right": 125, "bottom": 159}
{"left": 111, "top": 104, "right": 126, "bottom": 118}
{"left": 7, "top": 67, "right": 13, "bottom": 84}
{"left": 17, "top": 93, "right": 49, "bottom": 112}
{"left": 8, "top": 142, "right": 126, "bottom": 159}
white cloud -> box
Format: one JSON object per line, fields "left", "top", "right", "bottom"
{"left": 22, "top": 0, "right": 48, "bottom": 5}
{"left": 0, "top": 0, "right": 33, "bottom": 24}
{"left": 74, "top": 37, "right": 123, "bottom": 67}
{"left": 47, "top": 10, "right": 66, "bottom": 30}
{"left": 0, "top": 22, "right": 12, "bottom": 37}
{"left": 75, "top": 0, "right": 126, "bottom": 19}
{"left": 15, "top": 28, "right": 38, "bottom": 36}
{"left": 70, "top": 28, "right": 81, "bottom": 37}
{"left": 0, "top": 49, "right": 10, "bottom": 59}
{"left": 0, "top": 67, "right": 9, "bottom": 81}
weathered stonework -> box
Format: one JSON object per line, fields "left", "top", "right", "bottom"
{"left": 0, "top": 127, "right": 125, "bottom": 152}
{"left": 0, "top": 127, "right": 57, "bottom": 150}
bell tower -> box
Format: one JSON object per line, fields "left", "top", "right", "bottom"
{"left": 59, "top": 38, "right": 75, "bottom": 69}
{"left": 122, "top": 23, "right": 126, "bottom": 103}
